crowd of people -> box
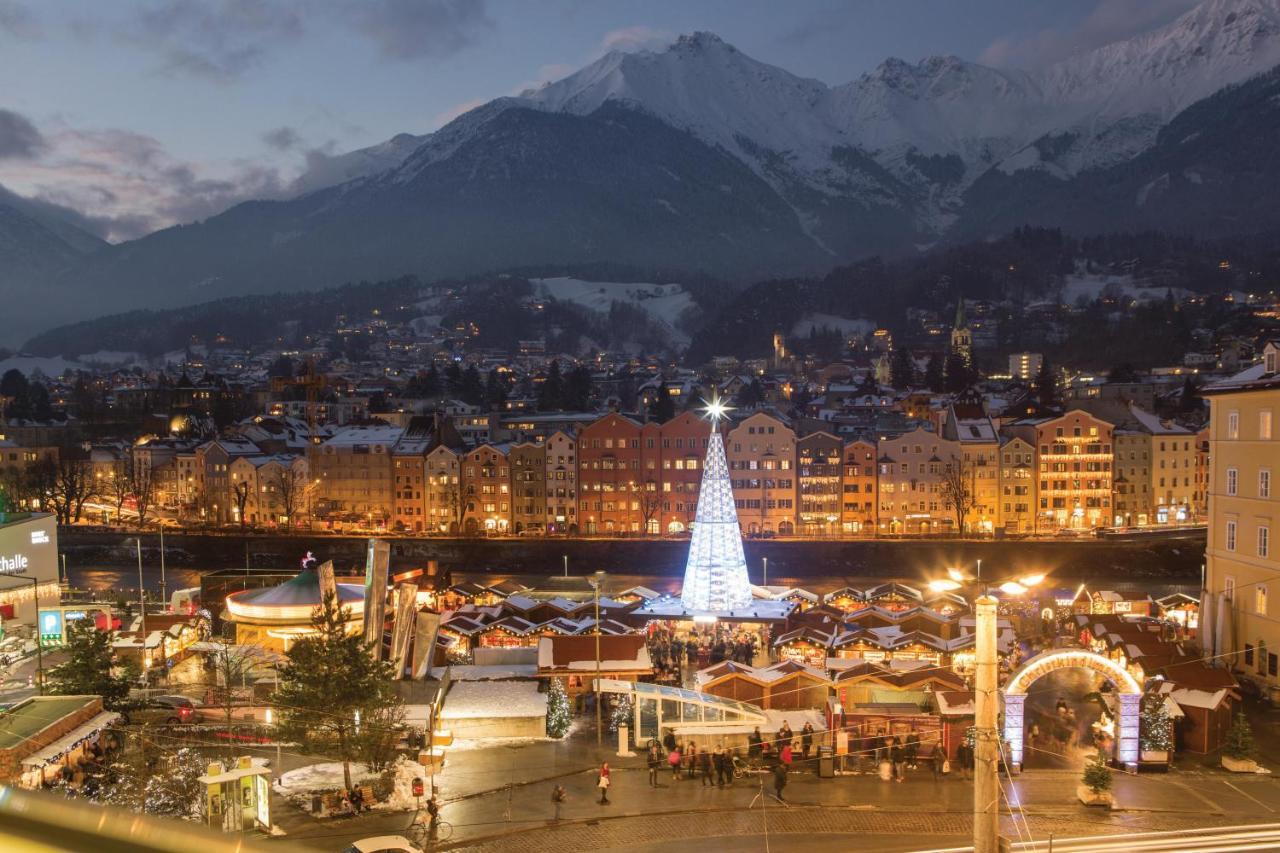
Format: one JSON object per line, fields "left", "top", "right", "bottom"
{"left": 646, "top": 625, "right": 764, "bottom": 683}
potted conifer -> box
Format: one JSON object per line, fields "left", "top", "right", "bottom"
{"left": 1077, "top": 751, "right": 1114, "bottom": 807}
{"left": 1221, "top": 712, "right": 1267, "bottom": 773}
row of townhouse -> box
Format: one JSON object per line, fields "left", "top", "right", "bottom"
{"left": 303, "top": 400, "right": 1203, "bottom": 536}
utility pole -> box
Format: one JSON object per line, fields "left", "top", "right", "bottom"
{"left": 136, "top": 538, "right": 147, "bottom": 648}
{"left": 563, "top": 554, "right": 568, "bottom": 578}
{"left": 590, "top": 570, "right": 606, "bottom": 747}
{"left": 159, "top": 526, "right": 167, "bottom": 609}
{"left": 974, "top": 593, "right": 1000, "bottom": 853}
{"left": 762, "top": 556, "right": 768, "bottom": 586}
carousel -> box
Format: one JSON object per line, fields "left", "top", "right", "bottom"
{"left": 223, "top": 559, "right": 365, "bottom": 651}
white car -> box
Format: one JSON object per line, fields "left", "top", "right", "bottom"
{"left": 342, "top": 836, "right": 422, "bottom": 853}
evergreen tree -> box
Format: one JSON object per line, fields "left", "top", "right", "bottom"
{"left": 546, "top": 677, "right": 571, "bottom": 738}
{"left": 735, "top": 378, "right": 765, "bottom": 408}
{"left": 609, "top": 694, "right": 633, "bottom": 734}
{"left": 943, "top": 353, "right": 969, "bottom": 393}
{"left": 890, "top": 348, "right": 915, "bottom": 389}
{"left": 924, "top": 354, "right": 944, "bottom": 391}
{"left": 484, "top": 368, "right": 508, "bottom": 409}
{"left": 565, "top": 365, "right": 594, "bottom": 411}
{"left": 444, "top": 362, "right": 463, "bottom": 397}
{"left": 1139, "top": 695, "right": 1172, "bottom": 752}
{"left": 273, "top": 592, "right": 404, "bottom": 790}
{"left": 538, "top": 361, "right": 565, "bottom": 411}
{"left": 459, "top": 365, "right": 484, "bottom": 405}
{"left": 47, "top": 618, "right": 132, "bottom": 710}
{"left": 1225, "top": 712, "right": 1256, "bottom": 761}
{"left": 1082, "top": 750, "right": 1112, "bottom": 794}
{"left": 141, "top": 747, "right": 207, "bottom": 820}
{"left": 1035, "top": 357, "right": 1059, "bottom": 410}
{"left": 648, "top": 385, "right": 676, "bottom": 422}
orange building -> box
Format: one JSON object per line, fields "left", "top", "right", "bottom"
{"left": 1013, "top": 409, "right": 1114, "bottom": 531}
{"left": 461, "top": 444, "right": 511, "bottom": 534}
{"left": 841, "top": 439, "right": 877, "bottom": 534}
{"left": 656, "top": 411, "right": 714, "bottom": 534}
{"left": 577, "top": 413, "right": 652, "bottom": 534}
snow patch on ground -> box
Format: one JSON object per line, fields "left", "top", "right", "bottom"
{"left": 530, "top": 277, "right": 696, "bottom": 349}
{"left": 0, "top": 354, "right": 80, "bottom": 378}
{"left": 1060, "top": 272, "right": 1190, "bottom": 305}
{"left": 276, "top": 758, "right": 429, "bottom": 813}
{"left": 440, "top": 681, "right": 548, "bottom": 719}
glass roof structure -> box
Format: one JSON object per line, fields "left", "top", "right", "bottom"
{"left": 598, "top": 678, "right": 768, "bottom": 741}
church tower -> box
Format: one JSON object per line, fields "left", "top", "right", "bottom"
{"left": 950, "top": 300, "right": 972, "bottom": 367}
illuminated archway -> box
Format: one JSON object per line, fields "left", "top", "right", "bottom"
{"left": 1003, "top": 648, "right": 1142, "bottom": 769}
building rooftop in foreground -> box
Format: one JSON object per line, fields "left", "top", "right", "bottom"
{"left": 0, "top": 696, "right": 98, "bottom": 751}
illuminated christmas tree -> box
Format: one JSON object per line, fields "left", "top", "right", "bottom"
{"left": 680, "top": 395, "right": 753, "bottom": 613}
{"left": 547, "top": 677, "right": 571, "bottom": 738}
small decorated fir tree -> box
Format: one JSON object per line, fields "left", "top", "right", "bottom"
{"left": 1139, "top": 695, "right": 1172, "bottom": 752}
{"left": 609, "top": 694, "right": 633, "bottom": 734}
{"left": 546, "top": 677, "right": 571, "bottom": 738}
{"left": 1225, "top": 712, "right": 1256, "bottom": 761}
{"left": 1082, "top": 750, "right": 1112, "bottom": 794}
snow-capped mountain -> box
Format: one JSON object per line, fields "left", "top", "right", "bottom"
{"left": 14, "top": 0, "right": 1280, "bottom": 336}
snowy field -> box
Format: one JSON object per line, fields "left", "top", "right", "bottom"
{"left": 790, "top": 313, "right": 874, "bottom": 339}
{"left": 1060, "top": 272, "right": 1191, "bottom": 305}
{"left": 276, "top": 758, "right": 428, "bottom": 812}
{"left": 530, "top": 277, "right": 696, "bottom": 348}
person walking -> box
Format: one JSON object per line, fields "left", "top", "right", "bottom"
{"left": 748, "top": 727, "right": 763, "bottom": 764}
{"left": 932, "top": 745, "right": 947, "bottom": 780}
{"left": 698, "top": 746, "right": 713, "bottom": 786}
{"left": 669, "top": 744, "right": 682, "bottom": 782}
{"left": 684, "top": 741, "right": 697, "bottom": 779}
{"left": 905, "top": 729, "right": 919, "bottom": 770}
{"left": 771, "top": 762, "right": 787, "bottom": 802}
{"left": 597, "top": 762, "right": 611, "bottom": 805}
{"left": 778, "top": 721, "right": 794, "bottom": 752}
{"left": 663, "top": 729, "right": 677, "bottom": 754}
{"left": 551, "top": 783, "right": 566, "bottom": 820}
{"left": 715, "top": 746, "right": 729, "bottom": 788}
{"left": 958, "top": 741, "right": 973, "bottom": 780}
{"left": 780, "top": 742, "right": 793, "bottom": 771}
{"left": 890, "top": 740, "right": 905, "bottom": 782}
{"left": 647, "top": 743, "right": 661, "bottom": 787}
{"left": 801, "top": 722, "right": 814, "bottom": 762}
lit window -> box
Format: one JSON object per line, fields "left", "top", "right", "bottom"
{"left": 1228, "top": 411, "right": 1240, "bottom": 440}
{"left": 1263, "top": 411, "right": 1274, "bottom": 441}
{"left": 1258, "top": 583, "right": 1269, "bottom": 615}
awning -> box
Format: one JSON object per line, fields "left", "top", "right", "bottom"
{"left": 20, "top": 711, "right": 121, "bottom": 767}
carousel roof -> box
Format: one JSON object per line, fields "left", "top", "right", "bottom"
{"left": 225, "top": 567, "right": 365, "bottom": 622}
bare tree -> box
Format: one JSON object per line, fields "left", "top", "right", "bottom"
{"left": 232, "top": 479, "right": 251, "bottom": 530}
{"left": 204, "top": 641, "right": 269, "bottom": 759}
{"left": 640, "top": 479, "right": 662, "bottom": 535}
{"left": 271, "top": 462, "right": 308, "bottom": 531}
{"left": 31, "top": 455, "right": 97, "bottom": 525}
{"left": 939, "top": 455, "right": 976, "bottom": 533}
{"left": 104, "top": 457, "right": 131, "bottom": 525}
{"left": 129, "top": 455, "right": 156, "bottom": 528}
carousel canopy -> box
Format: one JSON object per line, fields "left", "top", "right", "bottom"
{"left": 225, "top": 567, "right": 365, "bottom": 623}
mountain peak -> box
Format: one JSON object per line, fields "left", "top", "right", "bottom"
{"left": 673, "top": 31, "right": 730, "bottom": 51}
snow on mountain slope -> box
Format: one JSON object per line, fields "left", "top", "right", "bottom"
{"left": 530, "top": 277, "right": 696, "bottom": 349}
{"left": 522, "top": 32, "right": 840, "bottom": 176}
{"left": 290, "top": 132, "right": 430, "bottom": 196}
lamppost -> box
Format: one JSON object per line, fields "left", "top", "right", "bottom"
{"left": 588, "top": 570, "right": 606, "bottom": 746}
{"left": 929, "top": 566, "right": 1044, "bottom": 853}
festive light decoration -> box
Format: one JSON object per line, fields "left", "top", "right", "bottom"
{"left": 1003, "top": 648, "right": 1141, "bottom": 768}
{"left": 679, "top": 396, "right": 753, "bottom": 614}
{"left": 1139, "top": 696, "right": 1172, "bottom": 752}
{"left": 546, "top": 677, "right": 571, "bottom": 738}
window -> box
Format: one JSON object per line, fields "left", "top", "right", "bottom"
{"left": 1246, "top": 643, "right": 1255, "bottom": 666}
{"left": 1228, "top": 410, "right": 1240, "bottom": 440}
{"left": 1258, "top": 584, "right": 1269, "bottom": 615}
{"left": 1263, "top": 469, "right": 1272, "bottom": 499}
{"left": 1269, "top": 349, "right": 1278, "bottom": 374}
{"left": 1225, "top": 576, "right": 1236, "bottom": 600}
{"left": 1261, "top": 526, "right": 1271, "bottom": 558}
{"left": 1227, "top": 467, "right": 1238, "bottom": 496}
{"left": 1226, "top": 520, "right": 1237, "bottom": 551}
{"left": 1263, "top": 410, "right": 1274, "bottom": 441}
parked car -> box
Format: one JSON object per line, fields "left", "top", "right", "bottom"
{"left": 122, "top": 695, "right": 196, "bottom": 725}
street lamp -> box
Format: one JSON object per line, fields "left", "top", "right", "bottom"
{"left": 588, "top": 570, "right": 607, "bottom": 746}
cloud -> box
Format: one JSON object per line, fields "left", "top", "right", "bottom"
{"left": 0, "top": 108, "right": 45, "bottom": 159}
{"left": 342, "top": 0, "right": 493, "bottom": 61}
{"left": 0, "top": 0, "right": 38, "bottom": 39}
{"left": 599, "top": 25, "right": 671, "bottom": 55}
{"left": 128, "top": 0, "right": 305, "bottom": 81}
{"left": 0, "top": 121, "right": 288, "bottom": 241}
{"left": 262, "top": 125, "right": 302, "bottom": 151}
{"left": 980, "top": 0, "right": 1201, "bottom": 69}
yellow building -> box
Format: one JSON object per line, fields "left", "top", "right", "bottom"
{"left": 998, "top": 436, "right": 1036, "bottom": 534}
{"left": 941, "top": 392, "right": 1000, "bottom": 533}
{"left": 876, "top": 426, "right": 961, "bottom": 534}
{"left": 725, "top": 412, "right": 797, "bottom": 535}
{"left": 1010, "top": 409, "right": 1114, "bottom": 531}
{"left": 1204, "top": 343, "right": 1280, "bottom": 682}
{"left": 309, "top": 425, "right": 401, "bottom": 526}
